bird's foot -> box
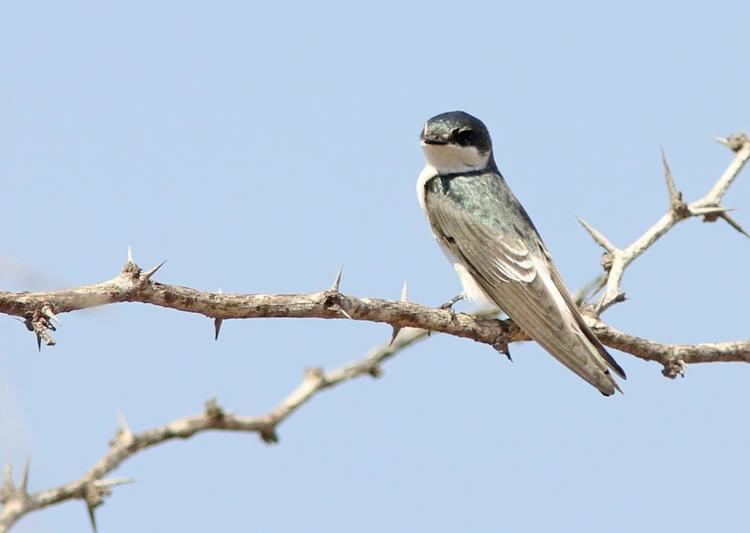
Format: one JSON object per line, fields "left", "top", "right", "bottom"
{"left": 439, "top": 293, "right": 464, "bottom": 322}
{"left": 439, "top": 293, "right": 464, "bottom": 310}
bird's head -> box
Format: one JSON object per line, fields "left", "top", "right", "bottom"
{"left": 420, "top": 111, "right": 494, "bottom": 174}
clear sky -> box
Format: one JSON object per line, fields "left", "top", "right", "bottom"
{"left": 2, "top": 1, "right": 750, "bottom": 532}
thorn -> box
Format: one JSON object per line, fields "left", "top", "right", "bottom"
{"left": 19, "top": 458, "right": 30, "bottom": 495}
{"left": 491, "top": 333, "right": 511, "bottom": 360}
{"left": 41, "top": 305, "right": 62, "bottom": 326}
{"left": 87, "top": 501, "right": 98, "bottom": 533}
{"left": 330, "top": 265, "right": 343, "bottom": 292}
{"left": 719, "top": 212, "right": 750, "bottom": 238}
{"left": 94, "top": 477, "right": 135, "bottom": 489}
{"left": 2, "top": 464, "right": 13, "bottom": 493}
{"left": 338, "top": 308, "right": 352, "bottom": 320}
{"left": 31, "top": 309, "right": 57, "bottom": 350}
{"left": 387, "top": 282, "right": 410, "bottom": 344}
{"left": 117, "top": 411, "right": 133, "bottom": 442}
{"left": 143, "top": 259, "right": 167, "bottom": 281}
{"left": 127, "top": 245, "right": 133, "bottom": 264}
{"left": 661, "top": 147, "right": 685, "bottom": 211}
{"left": 577, "top": 218, "right": 616, "bottom": 252}
{"left": 214, "top": 288, "right": 224, "bottom": 340}
{"left": 81, "top": 474, "right": 132, "bottom": 533}
{"left": 389, "top": 325, "right": 401, "bottom": 345}
{"left": 690, "top": 205, "right": 733, "bottom": 217}
{"left": 716, "top": 136, "right": 730, "bottom": 147}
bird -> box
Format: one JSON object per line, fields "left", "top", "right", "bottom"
{"left": 417, "top": 111, "right": 626, "bottom": 395}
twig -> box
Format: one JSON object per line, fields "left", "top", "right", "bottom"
{"left": 594, "top": 321, "right": 750, "bottom": 378}
{"left": 0, "top": 323, "right": 433, "bottom": 531}
{"left": 578, "top": 133, "right": 750, "bottom": 312}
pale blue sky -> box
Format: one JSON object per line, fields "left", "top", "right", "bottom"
{"left": 2, "top": 1, "right": 750, "bottom": 532}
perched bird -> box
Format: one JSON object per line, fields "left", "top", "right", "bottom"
{"left": 417, "top": 111, "right": 625, "bottom": 395}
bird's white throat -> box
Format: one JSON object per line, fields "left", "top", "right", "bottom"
{"left": 420, "top": 141, "right": 490, "bottom": 174}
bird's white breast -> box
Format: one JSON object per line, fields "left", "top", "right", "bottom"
{"left": 416, "top": 163, "right": 438, "bottom": 213}
{"left": 416, "top": 163, "right": 496, "bottom": 307}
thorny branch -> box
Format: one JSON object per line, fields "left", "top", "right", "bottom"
{"left": 0, "top": 259, "right": 525, "bottom": 352}
{"left": 0, "top": 323, "right": 432, "bottom": 532}
{"left": 1, "top": 133, "right": 748, "bottom": 531}
{"left": 578, "top": 133, "right": 750, "bottom": 313}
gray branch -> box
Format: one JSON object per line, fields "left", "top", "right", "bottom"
{"left": 2, "top": 133, "right": 748, "bottom": 531}
{"left": 0, "top": 258, "right": 522, "bottom": 352}
{"left": 0, "top": 324, "right": 432, "bottom": 531}
{"left": 0, "top": 254, "right": 747, "bottom": 375}
{"left": 3, "top": 296, "right": 748, "bottom": 531}
{"left": 578, "top": 133, "right": 750, "bottom": 312}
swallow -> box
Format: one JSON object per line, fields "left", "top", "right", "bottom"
{"left": 417, "top": 111, "right": 625, "bottom": 395}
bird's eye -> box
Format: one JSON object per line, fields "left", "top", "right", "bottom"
{"left": 454, "top": 128, "right": 474, "bottom": 145}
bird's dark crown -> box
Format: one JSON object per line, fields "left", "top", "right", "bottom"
{"left": 420, "top": 111, "right": 492, "bottom": 154}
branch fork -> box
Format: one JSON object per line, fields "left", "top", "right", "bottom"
{"left": 578, "top": 133, "right": 749, "bottom": 313}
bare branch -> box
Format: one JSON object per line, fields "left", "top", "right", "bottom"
{"left": 594, "top": 321, "right": 750, "bottom": 378}
{"left": 0, "top": 254, "right": 747, "bottom": 372}
{"left": 699, "top": 133, "right": 750, "bottom": 205}
{"left": 4, "top": 292, "right": 748, "bottom": 531}
{"left": 581, "top": 133, "right": 749, "bottom": 312}
{"left": 0, "top": 260, "right": 527, "bottom": 348}
{"left": 0, "top": 322, "right": 435, "bottom": 530}
{"left": 2, "top": 133, "right": 749, "bottom": 531}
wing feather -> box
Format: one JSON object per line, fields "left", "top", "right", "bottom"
{"left": 425, "top": 183, "right": 623, "bottom": 394}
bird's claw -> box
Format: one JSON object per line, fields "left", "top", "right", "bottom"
{"left": 439, "top": 293, "right": 464, "bottom": 310}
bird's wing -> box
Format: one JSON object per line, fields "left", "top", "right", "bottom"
{"left": 541, "top": 248, "right": 626, "bottom": 379}
{"left": 425, "top": 182, "right": 623, "bottom": 394}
